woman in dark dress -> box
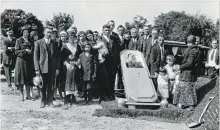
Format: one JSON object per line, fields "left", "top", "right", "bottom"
{"left": 14, "top": 27, "right": 34, "bottom": 101}
{"left": 58, "top": 31, "right": 68, "bottom": 100}
{"left": 61, "top": 29, "right": 81, "bottom": 107}
{"left": 85, "top": 30, "right": 109, "bottom": 102}
{"left": 173, "top": 35, "right": 199, "bottom": 111}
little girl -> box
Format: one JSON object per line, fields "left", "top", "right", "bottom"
{"left": 157, "top": 67, "right": 169, "bottom": 107}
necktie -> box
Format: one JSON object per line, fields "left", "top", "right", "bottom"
{"left": 211, "top": 49, "right": 215, "bottom": 60}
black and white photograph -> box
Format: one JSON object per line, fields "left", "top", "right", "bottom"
{"left": 0, "top": 0, "right": 219, "bottom": 130}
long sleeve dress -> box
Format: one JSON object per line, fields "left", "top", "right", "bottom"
{"left": 14, "top": 37, "right": 34, "bottom": 86}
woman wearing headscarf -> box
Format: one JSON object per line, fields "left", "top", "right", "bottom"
{"left": 173, "top": 35, "right": 200, "bottom": 111}
{"left": 14, "top": 26, "right": 34, "bottom": 101}
{"left": 61, "top": 28, "right": 81, "bottom": 108}
{"left": 85, "top": 30, "right": 109, "bottom": 102}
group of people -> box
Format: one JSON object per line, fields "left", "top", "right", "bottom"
{"left": 1, "top": 20, "right": 219, "bottom": 110}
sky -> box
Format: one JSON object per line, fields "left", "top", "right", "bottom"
{"left": 1, "top": 0, "right": 219, "bottom": 32}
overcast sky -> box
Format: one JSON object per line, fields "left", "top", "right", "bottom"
{"left": 1, "top": 0, "right": 219, "bottom": 32}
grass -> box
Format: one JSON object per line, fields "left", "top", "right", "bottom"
{"left": 93, "top": 77, "right": 219, "bottom": 129}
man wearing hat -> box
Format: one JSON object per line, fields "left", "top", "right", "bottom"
{"left": 2, "top": 27, "right": 16, "bottom": 88}
{"left": 34, "top": 26, "right": 60, "bottom": 108}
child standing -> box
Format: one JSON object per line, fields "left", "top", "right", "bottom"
{"left": 77, "top": 43, "right": 98, "bottom": 104}
{"left": 172, "top": 65, "right": 180, "bottom": 95}
{"left": 157, "top": 67, "right": 169, "bottom": 107}
{"left": 164, "top": 55, "right": 176, "bottom": 96}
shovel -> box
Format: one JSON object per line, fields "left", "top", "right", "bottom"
{"left": 188, "top": 96, "right": 215, "bottom": 128}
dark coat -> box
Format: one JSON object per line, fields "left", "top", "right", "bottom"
{"left": 179, "top": 46, "right": 199, "bottom": 82}
{"left": 148, "top": 42, "right": 161, "bottom": 75}
{"left": 139, "top": 35, "right": 152, "bottom": 56}
{"left": 14, "top": 37, "right": 34, "bottom": 85}
{"left": 2, "top": 37, "right": 16, "bottom": 66}
{"left": 34, "top": 38, "right": 60, "bottom": 74}
{"left": 78, "top": 52, "right": 98, "bottom": 81}
{"left": 128, "top": 37, "right": 142, "bottom": 51}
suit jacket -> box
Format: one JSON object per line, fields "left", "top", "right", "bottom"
{"left": 34, "top": 38, "right": 60, "bottom": 74}
{"left": 179, "top": 46, "right": 199, "bottom": 82}
{"left": 139, "top": 35, "right": 152, "bottom": 56}
{"left": 207, "top": 48, "right": 219, "bottom": 65}
{"left": 79, "top": 52, "right": 98, "bottom": 81}
{"left": 2, "top": 37, "right": 16, "bottom": 65}
{"left": 128, "top": 37, "right": 142, "bottom": 51}
{"left": 149, "top": 42, "right": 161, "bottom": 74}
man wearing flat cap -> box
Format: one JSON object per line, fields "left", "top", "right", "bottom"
{"left": 2, "top": 27, "right": 16, "bottom": 89}
{"left": 34, "top": 26, "right": 60, "bottom": 108}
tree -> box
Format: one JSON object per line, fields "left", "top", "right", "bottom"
{"left": 125, "top": 15, "right": 148, "bottom": 30}
{"left": 46, "top": 13, "right": 74, "bottom": 33}
{"left": 1, "top": 9, "right": 44, "bottom": 38}
{"left": 154, "top": 11, "right": 216, "bottom": 46}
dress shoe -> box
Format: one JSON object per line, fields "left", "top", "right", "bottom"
{"left": 40, "top": 102, "right": 45, "bottom": 108}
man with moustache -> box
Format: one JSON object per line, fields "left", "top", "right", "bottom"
{"left": 34, "top": 27, "right": 60, "bottom": 108}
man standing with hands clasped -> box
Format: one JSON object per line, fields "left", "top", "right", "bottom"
{"left": 34, "top": 27, "right": 60, "bottom": 108}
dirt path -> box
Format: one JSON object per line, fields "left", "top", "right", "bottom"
{"left": 1, "top": 82, "right": 190, "bottom": 130}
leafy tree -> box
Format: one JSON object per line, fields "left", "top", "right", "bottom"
{"left": 1, "top": 9, "right": 44, "bottom": 38}
{"left": 46, "top": 13, "right": 74, "bottom": 33}
{"left": 125, "top": 15, "right": 148, "bottom": 30}
{"left": 154, "top": 11, "right": 216, "bottom": 46}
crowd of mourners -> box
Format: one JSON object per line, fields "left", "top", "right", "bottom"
{"left": 1, "top": 20, "right": 219, "bottom": 111}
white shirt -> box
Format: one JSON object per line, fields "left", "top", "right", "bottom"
{"left": 160, "top": 46, "right": 164, "bottom": 59}
{"left": 165, "top": 64, "right": 176, "bottom": 79}
{"left": 132, "top": 38, "right": 137, "bottom": 42}
{"left": 103, "top": 35, "right": 110, "bottom": 42}
{"left": 44, "top": 38, "right": 50, "bottom": 44}
{"left": 119, "top": 35, "right": 123, "bottom": 42}
{"left": 144, "top": 35, "right": 150, "bottom": 41}
{"left": 208, "top": 48, "right": 217, "bottom": 67}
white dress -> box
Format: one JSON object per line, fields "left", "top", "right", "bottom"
{"left": 157, "top": 74, "right": 169, "bottom": 99}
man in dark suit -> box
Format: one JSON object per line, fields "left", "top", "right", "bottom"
{"left": 100, "top": 24, "right": 120, "bottom": 99}
{"left": 205, "top": 39, "right": 219, "bottom": 78}
{"left": 117, "top": 25, "right": 125, "bottom": 51}
{"left": 158, "top": 35, "right": 173, "bottom": 66}
{"left": 147, "top": 29, "right": 161, "bottom": 89}
{"left": 139, "top": 25, "right": 152, "bottom": 56}
{"left": 128, "top": 28, "right": 142, "bottom": 51}
{"left": 34, "top": 27, "right": 60, "bottom": 108}
{"left": 2, "top": 27, "right": 16, "bottom": 88}
{"left": 195, "top": 36, "right": 205, "bottom": 77}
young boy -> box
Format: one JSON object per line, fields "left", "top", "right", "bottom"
{"left": 77, "top": 43, "right": 98, "bottom": 103}
{"left": 164, "top": 55, "right": 176, "bottom": 101}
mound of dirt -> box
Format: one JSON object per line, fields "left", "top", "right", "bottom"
{"left": 186, "top": 77, "right": 219, "bottom": 130}
{"left": 93, "top": 77, "right": 218, "bottom": 128}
